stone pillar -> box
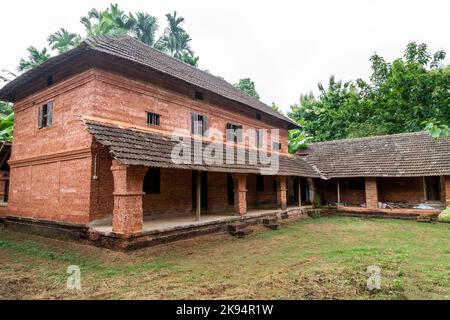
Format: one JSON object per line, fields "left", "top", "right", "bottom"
{"left": 111, "top": 160, "right": 148, "bottom": 235}
{"left": 277, "top": 176, "right": 287, "bottom": 210}
{"left": 232, "top": 173, "right": 247, "bottom": 216}
{"left": 365, "top": 177, "right": 378, "bottom": 209}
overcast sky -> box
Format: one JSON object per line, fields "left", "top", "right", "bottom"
{"left": 1, "top": 0, "right": 449, "bottom": 112}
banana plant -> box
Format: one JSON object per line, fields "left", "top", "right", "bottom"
{"left": 0, "top": 112, "right": 14, "bottom": 142}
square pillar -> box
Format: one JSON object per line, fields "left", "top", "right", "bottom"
{"left": 365, "top": 177, "right": 378, "bottom": 209}
{"left": 277, "top": 176, "right": 287, "bottom": 210}
{"left": 111, "top": 160, "right": 148, "bottom": 235}
{"left": 232, "top": 173, "right": 247, "bottom": 216}
{"left": 444, "top": 176, "right": 450, "bottom": 206}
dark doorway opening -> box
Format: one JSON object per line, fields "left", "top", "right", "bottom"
{"left": 287, "top": 177, "right": 299, "bottom": 205}
{"left": 300, "top": 177, "right": 312, "bottom": 205}
{"left": 192, "top": 171, "right": 208, "bottom": 210}
{"left": 425, "top": 176, "right": 441, "bottom": 201}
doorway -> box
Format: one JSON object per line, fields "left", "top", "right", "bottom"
{"left": 287, "top": 177, "right": 299, "bottom": 205}
{"left": 300, "top": 177, "right": 312, "bottom": 205}
{"left": 424, "top": 176, "right": 441, "bottom": 201}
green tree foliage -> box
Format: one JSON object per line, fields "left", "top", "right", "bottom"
{"left": 18, "top": 46, "right": 50, "bottom": 72}
{"left": 80, "top": 3, "right": 135, "bottom": 37}
{"left": 48, "top": 28, "right": 82, "bottom": 54}
{"left": 130, "top": 12, "right": 159, "bottom": 47}
{"left": 0, "top": 112, "right": 14, "bottom": 142}
{"left": 234, "top": 78, "right": 260, "bottom": 100}
{"left": 288, "top": 42, "right": 450, "bottom": 142}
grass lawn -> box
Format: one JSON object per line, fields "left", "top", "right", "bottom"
{"left": 1, "top": 216, "right": 450, "bottom": 299}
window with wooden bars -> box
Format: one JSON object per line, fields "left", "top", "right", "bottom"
{"left": 147, "top": 112, "right": 160, "bottom": 126}
{"left": 38, "top": 102, "right": 53, "bottom": 129}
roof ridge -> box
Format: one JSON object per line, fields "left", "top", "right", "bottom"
{"left": 308, "top": 131, "right": 431, "bottom": 147}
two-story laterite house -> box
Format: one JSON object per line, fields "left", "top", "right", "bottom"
{"left": 0, "top": 35, "right": 319, "bottom": 248}
{"left": 1, "top": 35, "right": 449, "bottom": 250}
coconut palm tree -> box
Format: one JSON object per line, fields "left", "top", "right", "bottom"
{"left": 48, "top": 28, "right": 82, "bottom": 54}
{"left": 18, "top": 46, "right": 50, "bottom": 72}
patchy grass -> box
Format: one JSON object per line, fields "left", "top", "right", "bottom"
{"left": 1, "top": 216, "right": 450, "bottom": 299}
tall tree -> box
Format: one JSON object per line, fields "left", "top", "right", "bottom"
{"left": 158, "top": 11, "right": 199, "bottom": 65}
{"left": 234, "top": 78, "right": 260, "bottom": 100}
{"left": 48, "top": 28, "right": 82, "bottom": 54}
{"left": 288, "top": 42, "right": 450, "bottom": 143}
{"left": 80, "top": 3, "right": 134, "bottom": 37}
{"left": 130, "top": 12, "right": 159, "bottom": 47}
{"left": 18, "top": 46, "right": 50, "bottom": 72}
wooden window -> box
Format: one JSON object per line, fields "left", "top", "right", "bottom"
{"left": 191, "top": 112, "right": 208, "bottom": 136}
{"left": 38, "top": 102, "right": 53, "bottom": 129}
{"left": 273, "top": 179, "right": 277, "bottom": 191}
{"left": 256, "top": 175, "right": 265, "bottom": 192}
{"left": 195, "top": 90, "right": 204, "bottom": 100}
{"left": 256, "top": 113, "right": 261, "bottom": 120}
{"left": 348, "top": 178, "right": 365, "bottom": 191}
{"left": 147, "top": 112, "right": 160, "bottom": 126}
{"left": 143, "top": 168, "right": 160, "bottom": 194}
{"left": 272, "top": 142, "right": 281, "bottom": 151}
{"left": 226, "top": 123, "right": 243, "bottom": 143}
{"left": 255, "top": 129, "right": 264, "bottom": 148}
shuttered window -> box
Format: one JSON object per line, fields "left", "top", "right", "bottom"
{"left": 255, "top": 129, "right": 264, "bottom": 148}
{"left": 226, "top": 123, "right": 243, "bottom": 143}
{"left": 38, "top": 102, "right": 53, "bottom": 129}
{"left": 191, "top": 112, "right": 208, "bottom": 136}
{"left": 272, "top": 142, "right": 282, "bottom": 151}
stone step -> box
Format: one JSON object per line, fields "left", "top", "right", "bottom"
{"left": 227, "top": 221, "right": 250, "bottom": 235}
{"left": 262, "top": 217, "right": 280, "bottom": 230}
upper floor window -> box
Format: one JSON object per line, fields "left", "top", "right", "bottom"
{"left": 272, "top": 142, "right": 282, "bottom": 151}
{"left": 195, "top": 90, "right": 204, "bottom": 100}
{"left": 256, "top": 113, "right": 261, "bottom": 120}
{"left": 38, "top": 102, "right": 53, "bottom": 129}
{"left": 191, "top": 112, "right": 208, "bottom": 136}
{"left": 255, "top": 129, "right": 264, "bottom": 148}
{"left": 147, "top": 112, "right": 160, "bottom": 126}
{"left": 143, "top": 168, "right": 161, "bottom": 194}
{"left": 226, "top": 123, "right": 243, "bottom": 143}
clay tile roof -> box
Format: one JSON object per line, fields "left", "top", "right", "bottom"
{"left": 82, "top": 118, "right": 320, "bottom": 177}
{"left": 0, "top": 35, "right": 298, "bottom": 129}
{"left": 302, "top": 131, "right": 450, "bottom": 178}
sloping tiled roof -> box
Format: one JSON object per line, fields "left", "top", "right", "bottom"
{"left": 303, "top": 131, "right": 450, "bottom": 178}
{"left": 83, "top": 118, "right": 321, "bottom": 177}
{"left": 0, "top": 35, "right": 298, "bottom": 128}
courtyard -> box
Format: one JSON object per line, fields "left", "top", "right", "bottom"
{"left": 1, "top": 216, "right": 450, "bottom": 299}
